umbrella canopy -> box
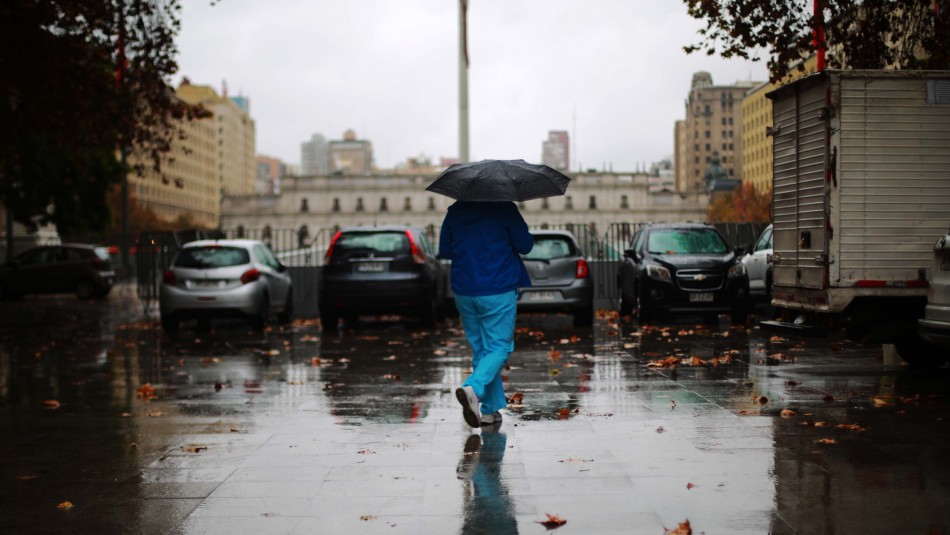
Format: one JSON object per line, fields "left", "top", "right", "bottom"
{"left": 426, "top": 159, "right": 571, "bottom": 202}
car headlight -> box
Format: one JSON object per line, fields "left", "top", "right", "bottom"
{"left": 645, "top": 263, "right": 671, "bottom": 282}
{"left": 728, "top": 262, "right": 747, "bottom": 279}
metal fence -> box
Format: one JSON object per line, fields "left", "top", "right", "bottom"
{"left": 133, "top": 222, "right": 767, "bottom": 316}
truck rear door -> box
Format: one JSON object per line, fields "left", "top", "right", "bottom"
{"left": 771, "top": 75, "right": 829, "bottom": 290}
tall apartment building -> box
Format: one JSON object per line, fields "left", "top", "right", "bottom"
{"left": 126, "top": 81, "right": 256, "bottom": 228}
{"left": 127, "top": 86, "right": 219, "bottom": 227}
{"left": 541, "top": 130, "right": 570, "bottom": 170}
{"left": 178, "top": 81, "right": 257, "bottom": 196}
{"left": 741, "top": 56, "right": 820, "bottom": 192}
{"left": 256, "top": 155, "right": 286, "bottom": 195}
{"left": 675, "top": 71, "right": 760, "bottom": 193}
{"left": 301, "top": 133, "right": 329, "bottom": 175}
{"left": 328, "top": 130, "right": 373, "bottom": 175}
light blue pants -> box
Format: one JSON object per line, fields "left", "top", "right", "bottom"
{"left": 454, "top": 291, "right": 517, "bottom": 415}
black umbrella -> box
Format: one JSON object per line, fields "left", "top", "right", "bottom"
{"left": 426, "top": 159, "right": 571, "bottom": 202}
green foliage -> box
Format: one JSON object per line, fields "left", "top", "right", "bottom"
{"left": 684, "top": 0, "right": 950, "bottom": 81}
{"left": 0, "top": 0, "right": 191, "bottom": 234}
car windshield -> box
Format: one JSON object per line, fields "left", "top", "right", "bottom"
{"left": 336, "top": 232, "right": 409, "bottom": 256}
{"left": 523, "top": 237, "right": 574, "bottom": 261}
{"left": 174, "top": 246, "right": 250, "bottom": 268}
{"left": 647, "top": 229, "right": 728, "bottom": 254}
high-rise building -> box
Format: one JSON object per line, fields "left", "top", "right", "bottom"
{"left": 177, "top": 81, "right": 257, "bottom": 196}
{"left": 301, "top": 133, "right": 329, "bottom": 176}
{"left": 542, "top": 130, "right": 570, "bottom": 171}
{"left": 127, "top": 84, "right": 219, "bottom": 227}
{"left": 676, "top": 72, "right": 760, "bottom": 193}
{"left": 256, "top": 155, "right": 285, "bottom": 195}
{"left": 329, "top": 130, "right": 373, "bottom": 175}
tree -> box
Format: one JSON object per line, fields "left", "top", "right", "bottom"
{"left": 683, "top": 0, "right": 950, "bottom": 81}
{"left": 707, "top": 182, "right": 772, "bottom": 223}
{"left": 0, "top": 0, "right": 198, "bottom": 235}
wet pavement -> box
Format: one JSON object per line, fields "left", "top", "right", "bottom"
{"left": 1, "top": 285, "right": 949, "bottom": 534}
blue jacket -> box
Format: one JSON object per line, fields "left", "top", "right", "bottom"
{"left": 438, "top": 201, "right": 534, "bottom": 296}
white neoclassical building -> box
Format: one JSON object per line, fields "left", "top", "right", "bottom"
{"left": 220, "top": 171, "right": 709, "bottom": 253}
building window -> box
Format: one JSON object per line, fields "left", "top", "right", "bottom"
{"left": 332, "top": 198, "right": 340, "bottom": 212}
{"left": 705, "top": 143, "right": 711, "bottom": 151}
{"left": 722, "top": 143, "right": 728, "bottom": 150}
{"left": 356, "top": 197, "right": 364, "bottom": 212}
{"left": 728, "top": 117, "right": 734, "bottom": 125}
{"left": 588, "top": 196, "right": 597, "bottom": 210}
{"left": 541, "top": 198, "right": 549, "bottom": 210}
{"left": 729, "top": 130, "right": 734, "bottom": 138}
{"left": 427, "top": 197, "right": 436, "bottom": 211}
{"left": 721, "top": 118, "right": 727, "bottom": 125}
{"left": 729, "top": 143, "right": 734, "bottom": 150}
{"left": 403, "top": 197, "right": 412, "bottom": 211}
{"left": 300, "top": 198, "right": 309, "bottom": 212}
{"left": 694, "top": 144, "right": 699, "bottom": 151}
{"left": 620, "top": 195, "right": 629, "bottom": 209}
{"left": 379, "top": 197, "right": 388, "bottom": 212}
{"left": 705, "top": 156, "right": 711, "bottom": 163}
{"left": 565, "top": 196, "right": 573, "bottom": 210}
{"left": 704, "top": 130, "right": 710, "bottom": 138}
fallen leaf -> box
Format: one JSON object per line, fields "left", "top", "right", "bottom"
{"left": 535, "top": 513, "right": 567, "bottom": 529}
{"left": 823, "top": 395, "right": 836, "bottom": 404}
{"left": 214, "top": 382, "right": 223, "bottom": 392}
{"left": 510, "top": 392, "right": 524, "bottom": 404}
{"left": 146, "top": 411, "right": 163, "bottom": 417}
{"left": 136, "top": 383, "right": 157, "bottom": 401}
{"left": 689, "top": 356, "right": 702, "bottom": 367}
{"left": 360, "top": 515, "right": 376, "bottom": 521}
{"left": 738, "top": 410, "right": 757, "bottom": 415}
{"left": 265, "top": 349, "right": 280, "bottom": 356}
{"left": 872, "top": 397, "right": 890, "bottom": 407}
{"left": 550, "top": 369, "right": 560, "bottom": 377}
{"left": 230, "top": 426, "right": 240, "bottom": 433}
{"left": 557, "top": 408, "right": 571, "bottom": 419}
{"left": 670, "top": 400, "right": 676, "bottom": 410}
{"left": 57, "top": 501, "right": 74, "bottom": 510}
{"left": 836, "top": 423, "right": 866, "bottom": 432}
{"left": 42, "top": 400, "right": 61, "bottom": 410}
{"left": 780, "top": 409, "right": 797, "bottom": 418}
{"left": 182, "top": 445, "right": 207, "bottom": 453}
{"left": 686, "top": 482, "right": 696, "bottom": 490}
{"left": 664, "top": 519, "right": 692, "bottom": 535}
{"left": 433, "top": 349, "right": 447, "bottom": 356}
{"left": 383, "top": 355, "right": 398, "bottom": 361}
{"left": 548, "top": 349, "right": 562, "bottom": 359}
{"left": 656, "top": 426, "right": 665, "bottom": 433}
{"left": 816, "top": 438, "right": 837, "bottom": 445}
{"left": 310, "top": 358, "right": 321, "bottom": 366}
{"left": 559, "top": 458, "right": 594, "bottom": 464}
{"left": 261, "top": 512, "right": 278, "bottom": 517}
{"left": 785, "top": 380, "right": 801, "bottom": 386}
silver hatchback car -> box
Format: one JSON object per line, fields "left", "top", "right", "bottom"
{"left": 159, "top": 239, "right": 293, "bottom": 332}
{"left": 517, "top": 230, "right": 594, "bottom": 326}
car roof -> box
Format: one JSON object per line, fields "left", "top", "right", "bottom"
{"left": 182, "top": 239, "right": 264, "bottom": 249}
{"left": 338, "top": 225, "right": 416, "bottom": 233}
{"left": 644, "top": 222, "right": 716, "bottom": 230}
{"left": 529, "top": 230, "right": 578, "bottom": 239}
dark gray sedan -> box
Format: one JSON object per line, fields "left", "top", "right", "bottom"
{"left": 517, "top": 230, "right": 594, "bottom": 326}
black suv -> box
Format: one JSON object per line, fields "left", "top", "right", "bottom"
{"left": 617, "top": 223, "right": 749, "bottom": 324}
{"left": 318, "top": 225, "right": 448, "bottom": 330}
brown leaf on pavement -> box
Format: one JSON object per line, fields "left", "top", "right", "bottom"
{"left": 557, "top": 408, "right": 571, "bottom": 419}
{"left": 548, "top": 348, "right": 562, "bottom": 360}
{"left": 738, "top": 410, "right": 757, "bottom": 415}
{"left": 535, "top": 513, "right": 567, "bottom": 529}
{"left": 42, "top": 400, "right": 61, "bottom": 410}
{"left": 647, "top": 356, "right": 680, "bottom": 368}
{"left": 136, "top": 383, "right": 157, "bottom": 401}
{"left": 686, "top": 482, "right": 696, "bottom": 490}
{"left": 509, "top": 391, "right": 524, "bottom": 404}
{"left": 872, "top": 397, "right": 891, "bottom": 407}
{"left": 182, "top": 445, "right": 207, "bottom": 453}
{"left": 214, "top": 382, "right": 223, "bottom": 392}
{"left": 816, "top": 438, "right": 837, "bottom": 445}
{"left": 57, "top": 501, "right": 74, "bottom": 510}
{"left": 656, "top": 426, "right": 666, "bottom": 433}
{"left": 836, "top": 423, "right": 866, "bottom": 432}
{"left": 664, "top": 519, "right": 692, "bottom": 535}
{"left": 360, "top": 515, "right": 376, "bottom": 521}
{"left": 310, "top": 358, "right": 321, "bottom": 366}
{"left": 780, "top": 409, "right": 797, "bottom": 418}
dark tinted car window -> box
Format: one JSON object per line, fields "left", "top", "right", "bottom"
{"left": 174, "top": 246, "right": 250, "bottom": 268}
{"left": 18, "top": 248, "right": 57, "bottom": 265}
{"left": 336, "top": 232, "right": 409, "bottom": 256}
{"left": 523, "top": 237, "right": 574, "bottom": 261}
{"left": 647, "top": 229, "right": 728, "bottom": 255}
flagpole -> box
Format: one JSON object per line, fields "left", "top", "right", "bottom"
{"left": 458, "top": 0, "right": 470, "bottom": 163}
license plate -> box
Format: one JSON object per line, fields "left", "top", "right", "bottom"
{"left": 689, "top": 292, "right": 713, "bottom": 302}
{"left": 356, "top": 262, "right": 385, "bottom": 272}
{"left": 524, "top": 291, "right": 558, "bottom": 301}
{"left": 192, "top": 280, "right": 222, "bottom": 289}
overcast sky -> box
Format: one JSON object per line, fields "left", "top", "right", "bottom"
{"left": 175, "top": 0, "right": 769, "bottom": 173}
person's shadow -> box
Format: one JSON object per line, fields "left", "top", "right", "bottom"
{"left": 456, "top": 431, "right": 519, "bottom": 534}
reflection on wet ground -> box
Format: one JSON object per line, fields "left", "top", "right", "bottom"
{"left": 0, "top": 289, "right": 948, "bottom": 534}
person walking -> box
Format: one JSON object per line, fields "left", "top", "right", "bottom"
{"left": 438, "top": 200, "right": 533, "bottom": 428}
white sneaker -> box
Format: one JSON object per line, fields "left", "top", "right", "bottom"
{"left": 455, "top": 386, "right": 480, "bottom": 428}
{"left": 479, "top": 412, "right": 502, "bottom": 427}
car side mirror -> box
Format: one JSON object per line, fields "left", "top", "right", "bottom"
{"left": 623, "top": 248, "right": 636, "bottom": 258}
{"left": 276, "top": 262, "right": 288, "bottom": 273}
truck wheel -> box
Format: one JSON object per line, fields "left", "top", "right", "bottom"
{"left": 895, "top": 333, "right": 949, "bottom": 368}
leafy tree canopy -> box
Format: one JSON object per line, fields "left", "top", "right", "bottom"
{"left": 0, "top": 0, "right": 195, "bottom": 235}
{"left": 684, "top": 0, "right": 950, "bottom": 81}
{"left": 707, "top": 182, "right": 772, "bottom": 223}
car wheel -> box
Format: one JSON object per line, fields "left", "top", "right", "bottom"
{"left": 619, "top": 291, "right": 634, "bottom": 317}
{"left": 418, "top": 296, "right": 438, "bottom": 327}
{"left": 321, "top": 309, "right": 339, "bottom": 332}
{"left": 573, "top": 307, "right": 594, "bottom": 327}
{"left": 75, "top": 279, "right": 97, "bottom": 300}
{"left": 277, "top": 289, "right": 293, "bottom": 325}
{"left": 895, "top": 333, "right": 949, "bottom": 369}
{"left": 636, "top": 289, "right": 654, "bottom": 324}
{"left": 161, "top": 312, "right": 179, "bottom": 333}
{"left": 251, "top": 293, "right": 269, "bottom": 330}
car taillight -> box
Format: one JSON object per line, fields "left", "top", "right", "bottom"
{"left": 92, "top": 258, "right": 107, "bottom": 270}
{"left": 162, "top": 270, "right": 175, "bottom": 284}
{"left": 406, "top": 230, "right": 425, "bottom": 264}
{"left": 241, "top": 269, "right": 261, "bottom": 285}
{"left": 576, "top": 258, "right": 589, "bottom": 279}
{"left": 324, "top": 231, "right": 342, "bottom": 263}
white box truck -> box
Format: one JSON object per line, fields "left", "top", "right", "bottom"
{"left": 763, "top": 70, "right": 950, "bottom": 366}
